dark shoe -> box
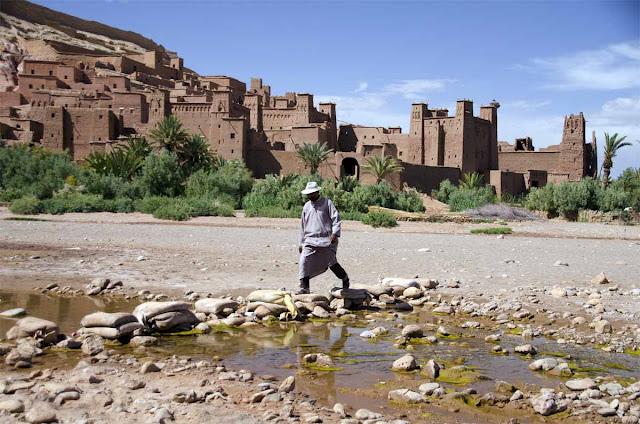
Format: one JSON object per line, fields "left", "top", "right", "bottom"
{"left": 295, "top": 287, "right": 310, "bottom": 295}
{"left": 342, "top": 279, "right": 350, "bottom": 290}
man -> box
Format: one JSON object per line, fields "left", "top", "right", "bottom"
{"left": 297, "top": 181, "right": 350, "bottom": 295}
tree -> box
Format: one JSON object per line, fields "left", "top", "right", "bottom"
{"left": 296, "top": 142, "right": 333, "bottom": 175}
{"left": 149, "top": 115, "right": 188, "bottom": 152}
{"left": 177, "top": 134, "right": 214, "bottom": 175}
{"left": 362, "top": 155, "right": 403, "bottom": 184}
{"left": 602, "top": 132, "right": 632, "bottom": 188}
{"left": 459, "top": 172, "right": 484, "bottom": 190}
{"left": 85, "top": 136, "right": 152, "bottom": 180}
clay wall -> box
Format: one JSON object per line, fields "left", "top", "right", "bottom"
{"left": 38, "top": 106, "right": 65, "bottom": 151}
{"left": 64, "top": 108, "right": 118, "bottom": 160}
{"left": 400, "top": 163, "right": 461, "bottom": 194}
{"left": 489, "top": 170, "right": 526, "bottom": 197}
{"left": 0, "top": 92, "right": 26, "bottom": 107}
{"left": 498, "top": 151, "right": 560, "bottom": 174}
{"left": 22, "top": 60, "right": 61, "bottom": 77}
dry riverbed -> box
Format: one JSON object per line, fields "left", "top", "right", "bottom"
{"left": 1, "top": 208, "right": 639, "bottom": 423}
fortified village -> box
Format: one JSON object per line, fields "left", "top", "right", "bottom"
{"left": 0, "top": 2, "right": 597, "bottom": 197}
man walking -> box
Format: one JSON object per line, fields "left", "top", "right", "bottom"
{"left": 297, "top": 181, "right": 350, "bottom": 295}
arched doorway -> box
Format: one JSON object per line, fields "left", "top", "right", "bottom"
{"left": 341, "top": 157, "right": 359, "bottom": 179}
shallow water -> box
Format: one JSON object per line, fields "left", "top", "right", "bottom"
{"left": 0, "top": 288, "right": 638, "bottom": 423}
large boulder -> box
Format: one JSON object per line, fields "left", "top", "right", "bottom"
{"left": 194, "top": 298, "right": 238, "bottom": 315}
{"left": 392, "top": 354, "right": 419, "bottom": 372}
{"left": 80, "top": 312, "right": 137, "bottom": 328}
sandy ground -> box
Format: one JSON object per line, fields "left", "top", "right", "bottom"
{"left": 1, "top": 207, "right": 639, "bottom": 315}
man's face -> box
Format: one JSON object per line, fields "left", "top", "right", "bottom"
{"left": 307, "top": 191, "right": 320, "bottom": 201}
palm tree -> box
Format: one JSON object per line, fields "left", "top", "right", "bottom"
{"left": 459, "top": 172, "right": 484, "bottom": 190}
{"left": 602, "top": 132, "right": 631, "bottom": 187}
{"left": 177, "top": 134, "right": 214, "bottom": 175}
{"left": 149, "top": 115, "right": 188, "bottom": 152}
{"left": 296, "top": 142, "right": 333, "bottom": 175}
{"left": 362, "top": 155, "right": 403, "bottom": 184}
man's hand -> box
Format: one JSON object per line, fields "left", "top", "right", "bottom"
{"left": 330, "top": 234, "right": 338, "bottom": 244}
{"left": 298, "top": 245, "right": 303, "bottom": 254}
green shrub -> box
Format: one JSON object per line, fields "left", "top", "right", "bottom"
{"left": 136, "top": 196, "right": 173, "bottom": 214}
{"left": 346, "top": 182, "right": 397, "bottom": 212}
{"left": 138, "top": 151, "right": 183, "bottom": 197}
{"left": 186, "top": 197, "right": 235, "bottom": 217}
{"left": 101, "top": 197, "right": 136, "bottom": 213}
{"left": 395, "top": 190, "right": 425, "bottom": 212}
{"left": 41, "top": 193, "right": 106, "bottom": 214}
{"left": 470, "top": 227, "right": 513, "bottom": 235}
{"left": 362, "top": 211, "right": 397, "bottom": 228}
{"left": 447, "top": 186, "right": 496, "bottom": 212}
{"left": 244, "top": 205, "right": 302, "bottom": 218}
{"left": 340, "top": 211, "right": 367, "bottom": 221}
{"left": 552, "top": 178, "right": 602, "bottom": 220}
{"left": 599, "top": 187, "right": 630, "bottom": 212}
{"left": 0, "top": 145, "right": 80, "bottom": 201}
{"left": 525, "top": 184, "right": 556, "bottom": 215}
{"left": 9, "top": 195, "right": 43, "bottom": 215}
{"left": 435, "top": 179, "right": 456, "bottom": 203}
{"left": 81, "top": 171, "right": 142, "bottom": 200}
{"left": 185, "top": 161, "right": 253, "bottom": 208}
{"left": 153, "top": 201, "right": 192, "bottom": 221}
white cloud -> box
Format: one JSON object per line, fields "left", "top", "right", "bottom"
{"left": 524, "top": 40, "right": 640, "bottom": 90}
{"left": 318, "top": 78, "right": 453, "bottom": 128}
{"left": 354, "top": 81, "right": 368, "bottom": 93}
{"left": 501, "top": 100, "right": 551, "bottom": 110}
{"left": 383, "top": 79, "right": 453, "bottom": 100}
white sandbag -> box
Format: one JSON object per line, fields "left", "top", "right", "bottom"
{"left": 149, "top": 310, "right": 199, "bottom": 331}
{"left": 80, "top": 312, "right": 137, "bottom": 328}
{"left": 7, "top": 317, "right": 59, "bottom": 340}
{"left": 381, "top": 278, "right": 420, "bottom": 289}
{"left": 246, "top": 302, "right": 288, "bottom": 317}
{"left": 133, "top": 301, "right": 191, "bottom": 322}
{"left": 194, "top": 298, "right": 238, "bottom": 315}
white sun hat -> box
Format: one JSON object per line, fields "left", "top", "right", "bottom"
{"left": 301, "top": 181, "right": 321, "bottom": 195}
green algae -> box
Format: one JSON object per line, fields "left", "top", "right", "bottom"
{"left": 436, "top": 366, "right": 480, "bottom": 385}
{"left": 505, "top": 327, "right": 523, "bottom": 335}
{"left": 603, "top": 362, "right": 634, "bottom": 371}
{"left": 624, "top": 348, "right": 640, "bottom": 356}
{"left": 539, "top": 351, "right": 571, "bottom": 359}
{"left": 302, "top": 364, "right": 343, "bottom": 372}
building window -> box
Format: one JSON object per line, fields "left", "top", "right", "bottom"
{"left": 230, "top": 133, "right": 235, "bottom": 139}
{"left": 28, "top": 84, "right": 33, "bottom": 89}
{"left": 64, "top": 75, "right": 68, "bottom": 79}
{"left": 99, "top": 114, "right": 103, "bottom": 119}
{"left": 49, "top": 70, "right": 53, "bottom": 76}
{"left": 51, "top": 113, "right": 55, "bottom": 118}
{"left": 231, "top": 149, "right": 234, "bottom": 154}
{"left": 113, "top": 84, "right": 117, "bottom": 88}
{"left": 31, "top": 69, "right": 34, "bottom": 74}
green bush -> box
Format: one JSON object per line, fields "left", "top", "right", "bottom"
{"left": 186, "top": 197, "right": 235, "bottom": 217}
{"left": 153, "top": 201, "right": 192, "bottom": 221}
{"left": 185, "top": 161, "right": 253, "bottom": 208}
{"left": 0, "top": 145, "right": 80, "bottom": 201}
{"left": 136, "top": 196, "right": 173, "bottom": 214}
{"left": 101, "top": 197, "right": 136, "bottom": 213}
{"left": 138, "top": 151, "right": 183, "bottom": 197}
{"left": 80, "top": 171, "right": 142, "bottom": 200}
{"left": 396, "top": 190, "right": 425, "bottom": 212}
{"left": 447, "top": 186, "right": 496, "bottom": 212}
{"left": 435, "top": 179, "right": 456, "bottom": 203}
{"left": 9, "top": 195, "right": 43, "bottom": 215}
{"left": 599, "top": 187, "right": 630, "bottom": 212}
{"left": 340, "top": 211, "right": 367, "bottom": 221}
{"left": 362, "top": 211, "right": 397, "bottom": 228}
{"left": 41, "top": 193, "right": 106, "bottom": 214}
{"left": 524, "top": 184, "right": 556, "bottom": 215}
{"left": 244, "top": 205, "right": 302, "bottom": 218}
{"left": 470, "top": 227, "right": 512, "bottom": 235}
{"left": 346, "top": 182, "right": 397, "bottom": 212}
{"left": 553, "top": 178, "right": 601, "bottom": 219}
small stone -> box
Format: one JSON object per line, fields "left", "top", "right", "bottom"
{"left": 554, "top": 261, "right": 569, "bottom": 267}
{"left": 401, "top": 324, "right": 423, "bottom": 338}
{"left": 592, "top": 272, "right": 609, "bottom": 285}
{"left": 594, "top": 320, "right": 612, "bottom": 334}
{"left": 565, "top": 378, "right": 597, "bottom": 391}
{"left": 495, "top": 381, "right": 516, "bottom": 394}
{"left": 388, "top": 388, "right": 425, "bottom": 403}
{"left": 424, "top": 359, "right": 440, "bottom": 379}
{"left": 140, "top": 361, "right": 161, "bottom": 374}
{"left": 549, "top": 288, "right": 567, "bottom": 298}
{"left": 81, "top": 335, "right": 104, "bottom": 356}
{"left": 418, "top": 382, "right": 441, "bottom": 396}
{"left": 311, "top": 306, "right": 330, "bottom": 319}
{"left": 355, "top": 409, "right": 383, "bottom": 420}
{"left": 597, "top": 407, "right": 617, "bottom": 417}
{"left": 510, "top": 390, "right": 524, "bottom": 401}
{"left": 528, "top": 358, "right": 558, "bottom": 371}
{"left": 392, "top": 354, "right": 419, "bottom": 372}
{"left": 0, "top": 399, "right": 24, "bottom": 413}
{"left": 0, "top": 308, "right": 27, "bottom": 317}
{"left": 333, "top": 403, "right": 347, "bottom": 417}
{"left": 279, "top": 375, "right": 295, "bottom": 393}
{"left": 303, "top": 353, "right": 334, "bottom": 368}
{"left": 129, "top": 336, "right": 158, "bottom": 347}
{"left": 514, "top": 344, "right": 537, "bottom": 355}
{"left": 25, "top": 402, "right": 57, "bottom": 423}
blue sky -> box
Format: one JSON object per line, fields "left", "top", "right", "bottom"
{"left": 35, "top": 0, "right": 640, "bottom": 175}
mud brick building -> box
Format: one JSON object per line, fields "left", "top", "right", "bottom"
{"left": 0, "top": 1, "right": 598, "bottom": 196}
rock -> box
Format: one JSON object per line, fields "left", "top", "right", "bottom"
{"left": 554, "top": 261, "right": 569, "bottom": 267}
{"left": 5, "top": 345, "right": 33, "bottom": 367}
{"left": 140, "top": 361, "right": 161, "bottom": 374}
{"left": 418, "top": 382, "right": 441, "bottom": 396}
{"left": 550, "top": 288, "right": 567, "bottom": 298}
{"left": 55, "top": 391, "right": 79, "bottom": 405}
{"left": 531, "top": 393, "right": 566, "bottom": 416}
{"left": 548, "top": 362, "right": 572, "bottom": 377}
{"left": 360, "top": 327, "right": 388, "bottom": 338}
{"left": 81, "top": 335, "right": 104, "bottom": 356}
{"left": 388, "top": 388, "right": 425, "bottom": 403}
{"left": 250, "top": 389, "right": 275, "bottom": 403}
{"left": 25, "top": 402, "right": 57, "bottom": 423}
{"left": 381, "top": 278, "right": 420, "bottom": 289}
{"left": 132, "top": 301, "right": 191, "bottom": 322}
{"left": 222, "top": 316, "right": 245, "bottom": 326}
{"left": 514, "top": 344, "right": 537, "bottom": 355}
{"left": 55, "top": 338, "right": 81, "bottom": 349}
{"left": 594, "top": 320, "right": 612, "bottom": 334}
{"left": 0, "top": 398, "right": 24, "bottom": 413}
{"left": 528, "top": 358, "right": 558, "bottom": 371}
{"left": 597, "top": 407, "right": 617, "bottom": 417}
{"left": 401, "top": 324, "right": 423, "bottom": 338}
{"left": 432, "top": 305, "right": 454, "bottom": 314}
{"left": 149, "top": 310, "right": 199, "bottom": 331}
{"left": 0, "top": 307, "right": 26, "bottom": 317}
{"left": 510, "top": 390, "right": 524, "bottom": 401}
{"left": 565, "top": 378, "right": 597, "bottom": 391}
{"left": 495, "top": 381, "right": 516, "bottom": 394}
{"left": 303, "top": 353, "right": 334, "bottom": 368}
{"left": 571, "top": 316, "right": 587, "bottom": 325}
{"left": 402, "top": 287, "right": 423, "bottom": 299}
{"left": 600, "top": 382, "right": 624, "bottom": 396}
{"left": 354, "top": 409, "right": 383, "bottom": 420}
{"left": 424, "top": 359, "right": 440, "bottom": 379}
{"left": 173, "top": 390, "right": 198, "bottom": 403}
{"left": 592, "top": 272, "right": 609, "bottom": 285}
{"left": 333, "top": 403, "right": 347, "bottom": 417}
{"left": 86, "top": 287, "right": 102, "bottom": 296}
{"left": 80, "top": 312, "right": 137, "bottom": 328}
{"left": 392, "top": 354, "right": 419, "bottom": 372}
{"left": 129, "top": 336, "right": 158, "bottom": 347}
{"left": 279, "top": 375, "right": 295, "bottom": 393}
{"left": 311, "top": 306, "right": 330, "bottom": 319}
{"left": 194, "top": 298, "right": 238, "bottom": 315}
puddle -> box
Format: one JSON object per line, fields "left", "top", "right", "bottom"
{"left": 0, "top": 286, "right": 638, "bottom": 423}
